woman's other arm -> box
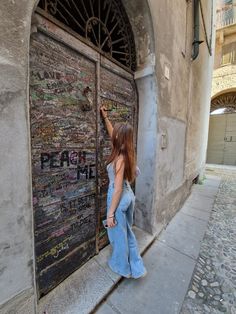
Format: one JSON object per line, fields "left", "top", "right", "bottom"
{"left": 107, "top": 157, "right": 125, "bottom": 227}
{"left": 100, "top": 105, "right": 113, "bottom": 138}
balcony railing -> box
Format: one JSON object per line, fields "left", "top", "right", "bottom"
{"left": 216, "top": 7, "right": 236, "bottom": 29}
{"left": 216, "top": 17, "right": 236, "bottom": 29}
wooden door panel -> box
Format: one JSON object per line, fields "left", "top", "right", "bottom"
{"left": 224, "top": 113, "right": 236, "bottom": 165}
{"left": 30, "top": 31, "right": 97, "bottom": 296}
{"left": 98, "top": 65, "right": 138, "bottom": 249}
{"left": 207, "top": 115, "right": 226, "bottom": 164}
{"left": 207, "top": 114, "right": 236, "bottom": 165}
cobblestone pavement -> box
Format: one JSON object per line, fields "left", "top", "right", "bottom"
{"left": 181, "top": 167, "right": 236, "bottom": 314}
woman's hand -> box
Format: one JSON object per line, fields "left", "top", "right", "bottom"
{"left": 100, "top": 105, "right": 113, "bottom": 138}
{"left": 107, "top": 216, "right": 116, "bottom": 228}
{"left": 100, "top": 105, "right": 107, "bottom": 119}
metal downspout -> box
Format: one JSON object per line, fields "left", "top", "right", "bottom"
{"left": 192, "top": 0, "right": 203, "bottom": 60}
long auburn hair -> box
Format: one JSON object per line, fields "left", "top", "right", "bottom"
{"left": 107, "top": 123, "right": 136, "bottom": 183}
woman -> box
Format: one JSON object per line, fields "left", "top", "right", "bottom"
{"left": 100, "top": 105, "right": 147, "bottom": 279}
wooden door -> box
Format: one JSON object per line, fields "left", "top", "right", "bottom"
{"left": 207, "top": 113, "right": 236, "bottom": 165}
{"left": 223, "top": 113, "right": 236, "bottom": 165}
{"left": 207, "top": 115, "right": 226, "bottom": 164}
{"left": 30, "top": 14, "right": 138, "bottom": 297}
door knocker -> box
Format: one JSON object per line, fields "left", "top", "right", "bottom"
{"left": 81, "top": 86, "right": 93, "bottom": 111}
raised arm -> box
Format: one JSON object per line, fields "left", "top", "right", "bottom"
{"left": 100, "top": 105, "right": 113, "bottom": 138}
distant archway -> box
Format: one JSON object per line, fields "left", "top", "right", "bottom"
{"left": 211, "top": 92, "right": 236, "bottom": 113}
{"left": 207, "top": 90, "right": 236, "bottom": 165}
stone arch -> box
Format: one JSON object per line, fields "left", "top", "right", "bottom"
{"left": 211, "top": 91, "right": 236, "bottom": 113}
{"left": 121, "top": 0, "right": 156, "bottom": 70}
{"left": 212, "top": 87, "right": 236, "bottom": 100}
{"left": 211, "top": 66, "right": 236, "bottom": 97}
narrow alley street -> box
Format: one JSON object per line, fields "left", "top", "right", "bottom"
{"left": 181, "top": 165, "right": 236, "bottom": 314}
{"left": 94, "top": 166, "right": 236, "bottom": 314}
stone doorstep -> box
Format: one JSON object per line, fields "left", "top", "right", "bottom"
{"left": 37, "top": 227, "right": 156, "bottom": 314}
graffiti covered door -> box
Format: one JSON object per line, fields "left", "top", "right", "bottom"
{"left": 30, "top": 9, "right": 138, "bottom": 296}
{"left": 30, "top": 30, "right": 98, "bottom": 296}
{"left": 98, "top": 58, "right": 138, "bottom": 249}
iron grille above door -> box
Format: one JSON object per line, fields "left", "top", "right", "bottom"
{"left": 37, "top": 0, "right": 136, "bottom": 71}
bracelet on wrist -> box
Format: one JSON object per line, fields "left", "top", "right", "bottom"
{"left": 108, "top": 214, "right": 114, "bottom": 218}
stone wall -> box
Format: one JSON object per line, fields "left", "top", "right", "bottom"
{"left": 0, "top": 0, "right": 37, "bottom": 312}
{"left": 212, "top": 25, "right": 236, "bottom": 98}
{"left": 148, "top": 0, "right": 215, "bottom": 227}
{"left": 212, "top": 65, "right": 236, "bottom": 97}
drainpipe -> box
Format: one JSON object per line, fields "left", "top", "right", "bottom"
{"left": 192, "top": 0, "right": 204, "bottom": 60}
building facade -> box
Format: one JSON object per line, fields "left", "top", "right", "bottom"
{"left": 207, "top": 0, "right": 236, "bottom": 165}
{"left": 0, "top": 0, "right": 215, "bottom": 312}
{"left": 212, "top": 0, "right": 236, "bottom": 104}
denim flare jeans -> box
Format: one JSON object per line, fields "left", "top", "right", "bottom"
{"left": 106, "top": 182, "right": 146, "bottom": 278}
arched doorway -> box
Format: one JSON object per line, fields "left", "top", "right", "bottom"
{"left": 207, "top": 92, "right": 236, "bottom": 165}
{"left": 30, "top": 0, "right": 138, "bottom": 297}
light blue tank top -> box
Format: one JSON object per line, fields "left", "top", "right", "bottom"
{"left": 107, "top": 163, "right": 131, "bottom": 188}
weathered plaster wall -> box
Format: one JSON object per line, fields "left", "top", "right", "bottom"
{"left": 147, "top": 0, "right": 215, "bottom": 228}
{"left": 122, "top": 0, "right": 159, "bottom": 233}
{"left": 186, "top": 0, "right": 215, "bottom": 180}
{"left": 186, "top": 0, "right": 215, "bottom": 198}
{"left": 123, "top": 0, "right": 214, "bottom": 233}
{"left": 122, "top": 0, "right": 155, "bottom": 69}
{"left": 135, "top": 75, "right": 158, "bottom": 232}
{"left": 0, "top": 0, "right": 37, "bottom": 312}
